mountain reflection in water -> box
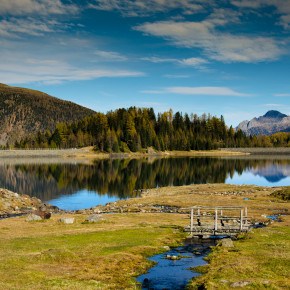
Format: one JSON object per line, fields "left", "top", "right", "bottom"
{"left": 251, "top": 164, "right": 290, "bottom": 182}
{"left": 0, "top": 157, "right": 289, "bottom": 209}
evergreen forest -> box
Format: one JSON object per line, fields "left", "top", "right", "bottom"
{"left": 12, "top": 107, "right": 290, "bottom": 151}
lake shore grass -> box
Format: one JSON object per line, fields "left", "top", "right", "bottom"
{"left": 62, "top": 147, "right": 250, "bottom": 160}
{"left": 0, "top": 147, "right": 250, "bottom": 160}
{"left": 0, "top": 183, "right": 289, "bottom": 289}
{"left": 2, "top": 147, "right": 290, "bottom": 161}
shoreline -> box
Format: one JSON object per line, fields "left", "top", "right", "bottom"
{"left": 1, "top": 147, "right": 290, "bottom": 160}
{"left": 0, "top": 148, "right": 250, "bottom": 160}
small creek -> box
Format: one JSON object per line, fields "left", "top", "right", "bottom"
{"left": 136, "top": 239, "right": 215, "bottom": 290}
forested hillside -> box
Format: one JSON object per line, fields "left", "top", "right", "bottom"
{"left": 14, "top": 107, "right": 290, "bottom": 151}
{"left": 0, "top": 83, "right": 95, "bottom": 145}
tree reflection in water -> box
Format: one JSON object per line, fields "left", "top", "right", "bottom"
{"left": 0, "top": 157, "right": 289, "bottom": 202}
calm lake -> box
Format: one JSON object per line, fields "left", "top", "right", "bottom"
{"left": 0, "top": 156, "right": 289, "bottom": 210}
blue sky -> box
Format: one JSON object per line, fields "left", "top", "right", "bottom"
{"left": 1, "top": 0, "right": 290, "bottom": 127}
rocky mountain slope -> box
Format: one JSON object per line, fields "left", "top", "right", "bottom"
{"left": 236, "top": 110, "right": 290, "bottom": 136}
{"left": 0, "top": 83, "right": 96, "bottom": 145}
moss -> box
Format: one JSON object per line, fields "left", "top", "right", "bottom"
{"left": 271, "top": 187, "right": 290, "bottom": 201}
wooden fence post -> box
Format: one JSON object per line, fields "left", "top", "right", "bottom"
{"left": 215, "top": 209, "right": 218, "bottom": 232}
{"left": 190, "top": 208, "right": 193, "bottom": 235}
{"left": 240, "top": 209, "right": 243, "bottom": 231}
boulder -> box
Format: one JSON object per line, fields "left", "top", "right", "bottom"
{"left": 33, "top": 210, "right": 51, "bottom": 220}
{"left": 219, "top": 238, "right": 234, "bottom": 248}
{"left": 58, "top": 217, "right": 75, "bottom": 224}
{"left": 85, "top": 214, "right": 105, "bottom": 223}
{"left": 26, "top": 214, "right": 42, "bottom": 221}
{"left": 230, "top": 281, "right": 251, "bottom": 287}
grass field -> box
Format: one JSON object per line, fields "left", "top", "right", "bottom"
{"left": 0, "top": 213, "right": 185, "bottom": 289}
{"left": 0, "top": 183, "right": 289, "bottom": 289}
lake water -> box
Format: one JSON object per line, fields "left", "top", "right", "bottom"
{"left": 0, "top": 156, "right": 289, "bottom": 210}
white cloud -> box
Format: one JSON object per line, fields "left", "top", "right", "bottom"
{"left": 274, "top": 94, "right": 290, "bottom": 97}
{"left": 135, "top": 20, "right": 285, "bottom": 63}
{"left": 164, "top": 74, "right": 190, "bottom": 78}
{"left": 141, "top": 86, "right": 252, "bottom": 96}
{"left": 94, "top": 50, "right": 128, "bottom": 61}
{"left": 0, "top": 55, "right": 144, "bottom": 85}
{"left": 141, "top": 56, "right": 177, "bottom": 63}
{"left": 264, "top": 103, "right": 285, "bottom": 107}
{"left": 0, "top": 18, "right": 61, "bottom": 37}
{"left": 141, "top": 56, "right": 208, "bottom": 68}
{"left": 179, "top": 57, "right": 208, "bottom": 66}
{"left": 231, "top": 0, "right": 290, "bottom": 29}
{"left": 89, "top": 0, "right": 208, "bottom": 16}
{"left": 0, "top": 0, "right": 78, "bottom": 16}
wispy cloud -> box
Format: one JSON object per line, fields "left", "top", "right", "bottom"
{"left": 0, "top": 0, "right": 78, "bottom": 16}
{"left": 0, "top": 18, "right": 62, "bottom": 37}
{"left": 141, "top": 86, "right": 252, "bottom": 96}
{"left": 141, "top": 56, "right": 208, "bottom": 68}
{"left": 94, "top": 50, "right": 128, "bottom": 61}
{"left": 135, "top": 19, "right": 285, "bottom": 63}
{"left": 164, "top": 74, "right": 190, "bottom": 78}
{"left": 89, "top": 0, "right": 207, "bottom": 17}
{"left": 0, "top": 56, "right": 144, "bottom": 85}
{"left": 274, "top": 93, "right": 290, "bottom": 97}
{"left": 264, "top": 103, "right": 286, "bottom": 107}
{"left": 231, "top": 0, "right": 290, "bottom": 29}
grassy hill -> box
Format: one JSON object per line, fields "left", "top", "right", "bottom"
{"left": 0, "top": 83, "right": 95, "bottom": 145}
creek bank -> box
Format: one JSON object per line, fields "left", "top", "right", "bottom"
{"left": 136, "top": 239, "right": 214, "bottom": 290}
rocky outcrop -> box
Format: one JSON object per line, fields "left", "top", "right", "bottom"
{"left": 0, "top": 188, "right": 59, "bottom": 218}
{"left": 236, "top": 110, "right": 290, "bottom": 136}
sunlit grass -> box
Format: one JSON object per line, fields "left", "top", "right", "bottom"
{"left": 0, "top": 213, "right": 185, "bottom": 289}
{"left": 189, "top": 216, "right": 290, "bottom": 289}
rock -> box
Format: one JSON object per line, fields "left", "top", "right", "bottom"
{"left": 20, "top": 207, "right": 35, "bottom": 213}
{"left": 219, "top": 238, "right": 234, "bottom": 248}
{"left": 58, "top": 217, "right": 75, "bottom": 224}
{"left": 220, "top": 279, "right": 229, "bottom": 283}
{"left": 171, "top": 255, "right": 178, "bottom": 260}
{"left": 163, "top": 246, "right": 170, "bottom": 251}
{"left": 85, "top": 214, "right": 105, "bottom": 223}
{"left": 34, "top": 210, "right": 51, "bottom": 219}
{"left": 26, "top": 214, "right": 42, "bottom": 221}
{"left": 230, "top": 281, "right": 251, "bottom": 287}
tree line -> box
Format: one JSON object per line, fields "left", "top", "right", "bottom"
{"left": 11, "top": 107, "right": 290, "bottom": 151}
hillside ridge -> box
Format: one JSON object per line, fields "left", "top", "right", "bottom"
{"left": 0, "top": 83, "right": 96, "bottom": 145}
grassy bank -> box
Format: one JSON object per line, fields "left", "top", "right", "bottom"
{"left": 0, "top": 213, "right": 185, "bottom": 289}
{"left": 189, "top": 215, "right": 290, "bottom": 289}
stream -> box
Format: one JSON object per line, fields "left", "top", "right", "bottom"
{"left": 136, "top": 239, "right": 215, "bottom": 290}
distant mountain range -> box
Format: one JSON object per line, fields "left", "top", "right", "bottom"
{"left": 236, "top": 110, "right": 290, "bottom": 136}
{"left": 0, "top": 83, "right": 95, "bottom": 145}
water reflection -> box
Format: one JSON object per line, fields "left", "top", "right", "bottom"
{"left": 0, "top": 157, "right": 289, "bottom": 210}
{"left": 251, "top": 164, "right": 290, "bottom": 182}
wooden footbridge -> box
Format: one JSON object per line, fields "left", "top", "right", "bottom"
{"left": 184, "top": 206, "right": 251, "bottom": 238}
